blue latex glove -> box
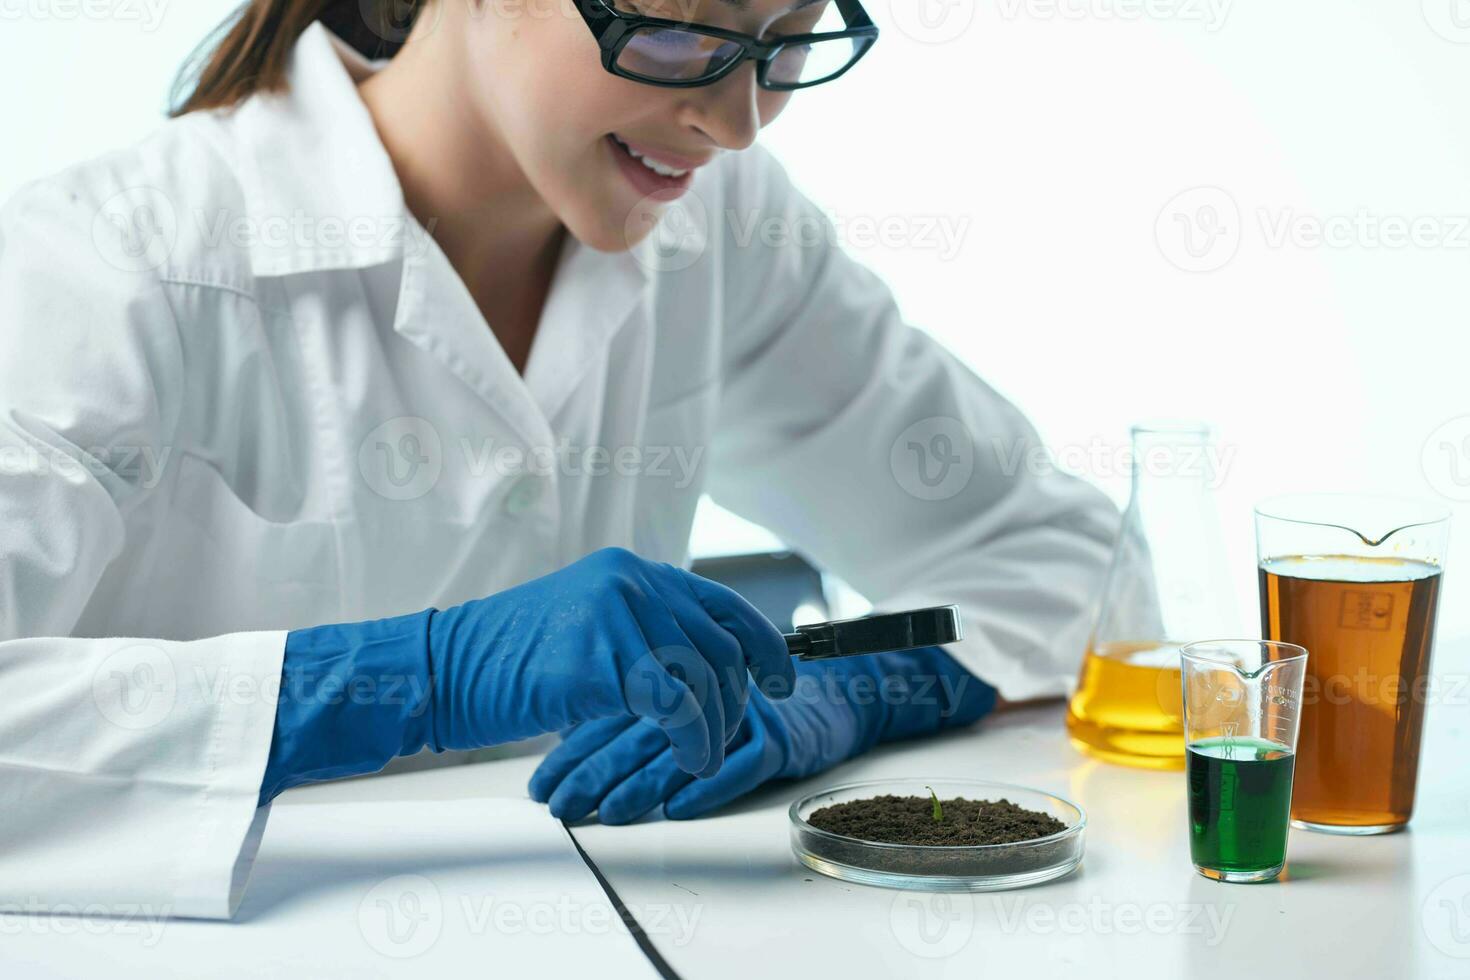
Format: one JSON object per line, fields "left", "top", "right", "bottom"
{"left": 259, "top": 547, "right": 795, "bottom": 804}
{"left": 528, "top": 645, "right": 997, "bottom": 824}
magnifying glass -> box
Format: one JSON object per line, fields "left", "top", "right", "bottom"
{"left": 784, "top": 605, "right": 962, "bottom": 661}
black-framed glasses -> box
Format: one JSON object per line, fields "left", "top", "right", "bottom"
{"left": 575, "top": 0, "right": 879, "bottom": 91}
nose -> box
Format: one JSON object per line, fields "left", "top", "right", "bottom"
{"left": 676, "top": 62, "right": 768, "bottom": 152}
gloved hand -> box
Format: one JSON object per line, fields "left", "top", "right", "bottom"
{"left": 258, "top": 547, "right": 795, "bottom": 804}
{"left": 528, "top": 645, "right": 997, "bottom": 824}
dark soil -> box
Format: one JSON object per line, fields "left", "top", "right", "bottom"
{"left": 808, "top": 794, "right": 1065, "bottom": 846}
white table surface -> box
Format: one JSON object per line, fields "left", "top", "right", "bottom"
{"left": 4, "top": 799, "right": 660, "bottom": 980}
{"left": 281, "top": 638, "right": 1470, "bottom": 979}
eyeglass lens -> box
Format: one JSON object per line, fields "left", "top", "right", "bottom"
{"left": 614, "top": 3, "right": 862, "bottom": 88}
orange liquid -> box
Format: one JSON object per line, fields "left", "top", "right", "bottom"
{"left": 1066, "top": 641, "right": 1186, "bottom": 769}
{"left": 1260, "top": 555, "right": 1441, "bottom": 831}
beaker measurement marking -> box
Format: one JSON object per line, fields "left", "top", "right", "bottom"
{"left": 1266, "top": 684, "right": 1299, "bottom": 706}
{"left": 1337, "top": 590, "right": 1395, "bottom": 631}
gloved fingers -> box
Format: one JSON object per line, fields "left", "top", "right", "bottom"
{"left": 595, "top": 713, "right": 764, "bottom": 825}
{"left": 652, "top": 646, "right": 724, "bottom": 780}
{"left": 543, "top": 719, "right": 673, "bottom": 822}
{"left": 664, "top": 734, "right": 781, "bottom": 821}
{"left": 654, "top": 573, "right": 748, "bottom": 745}
{"left": 675, "top": 569, "right": 796, "bottom": 699}
{"left": 632, "top": 658, "right": 715, "bottom": 777}
{"left": 529, "top": 716, "right": 642, "bottom": 803}
{"left": 621, "top": 589, "right": 726, "bottom": 778}
{"left": 596, "top": 745, "right": 694, "bottom": 826}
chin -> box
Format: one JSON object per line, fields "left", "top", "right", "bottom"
{"left": 565, "top": 203, "right": 660, "bottom": 255}
{"left": 565, "top": 220, "right": 631, "bottom": 255}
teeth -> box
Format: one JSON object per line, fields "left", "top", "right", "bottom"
{"left": 613, "top": 136, "right": 689, "bottom": 178}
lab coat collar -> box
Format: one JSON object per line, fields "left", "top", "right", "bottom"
{"left": 389, "top": 212, "right": 656, "bottom": 438}
{"left": 232, "top": 22, "right": 407, "bottom": 277}
{"left": 231, "top": 21, "right": 667, "bottom": 286}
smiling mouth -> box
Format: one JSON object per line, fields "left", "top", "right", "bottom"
{"left": 608, "top": 133, "right": 697, "bottom": 177}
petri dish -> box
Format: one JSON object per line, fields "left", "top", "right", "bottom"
{"left": 789, "top": 777, "right": 1086, "bottom": 891}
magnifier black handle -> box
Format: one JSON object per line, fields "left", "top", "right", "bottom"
{"left": 783, "top": 605, "right": 963, "bottom": 661}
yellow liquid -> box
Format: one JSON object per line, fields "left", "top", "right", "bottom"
{"left": 1066, "top": 641, "right": 1186, "bottom": 769}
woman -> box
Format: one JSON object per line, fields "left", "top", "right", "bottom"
{"left": 0, "top": 0, "right": 1117, "bottom": 918}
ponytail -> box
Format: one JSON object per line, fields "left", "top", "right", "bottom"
{"left": 169, "top": 0, "right": 428, "bottom": 116}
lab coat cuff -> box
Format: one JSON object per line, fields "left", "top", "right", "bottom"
{"left": 171, "top": 629, "right": 288, "bottom": 919}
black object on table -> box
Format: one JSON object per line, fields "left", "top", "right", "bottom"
{"left": 785, "top": 605, "right": 963, "bottom": 661}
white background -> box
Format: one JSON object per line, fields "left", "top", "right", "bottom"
{"left": 3, "top": 0, "right": 1468, "bottom": 641}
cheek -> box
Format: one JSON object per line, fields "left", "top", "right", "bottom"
{"left": 515, "top": 31, "right": 633, "bottom": 144}
{"left": 758, "top": 89, "right": 794, "bottom": 126}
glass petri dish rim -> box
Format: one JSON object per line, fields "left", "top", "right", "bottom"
{"left": 788, "top": 777, "right": 1087, "bottom": 853}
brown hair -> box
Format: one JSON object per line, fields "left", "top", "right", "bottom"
{"left": 169, "top": 0, "right": 426, "bottom": 116}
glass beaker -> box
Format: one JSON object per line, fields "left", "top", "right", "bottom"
{"left": 1256, "top": 494, "right": 1449, "bottom": 834}
{"left": 1066, "top": 423, "right": 1242, "bottom": 769}
{"left": 1181, "top": 639, "right": 1308, "bottom": 884}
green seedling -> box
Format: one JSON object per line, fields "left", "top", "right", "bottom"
{"left": 927, "top": 785, "right": 943, "bottom": 823}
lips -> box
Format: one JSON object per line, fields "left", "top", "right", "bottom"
{"left": 606, "top": 133, "right": 697, "bottom": 199}
{"left": 609, "top": 133, "right": 712, "bottom": 173}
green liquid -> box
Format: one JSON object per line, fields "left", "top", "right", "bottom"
{"left": 1187, "top": 737, "right": 1295, "bottom": 878}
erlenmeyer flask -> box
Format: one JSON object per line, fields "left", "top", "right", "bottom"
{"left": 1065, "top": 423, "right": 1242, "bottom": 769}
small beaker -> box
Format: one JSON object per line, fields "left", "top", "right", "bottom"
{"left": 1180, "top": 639, "right": 1308, "bottom": 884}
{"left": 1256, "top": 493, "right": 1449, "bottom": 834}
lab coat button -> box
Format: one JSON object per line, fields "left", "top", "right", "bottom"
{"left": 504, "top": 478, "right": 540, "bottom": 517}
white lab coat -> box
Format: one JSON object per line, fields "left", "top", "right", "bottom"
{"left": 0, "top": 23, "right": 1118, "bottom": 919}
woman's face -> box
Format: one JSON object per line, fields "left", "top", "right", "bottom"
{"left": 442, "top": 0, "right": 828, "bottom": 252}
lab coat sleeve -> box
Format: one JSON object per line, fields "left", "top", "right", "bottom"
{"left": 0, "top": 178, "right": 285, "bottom": 919}
{"left": 707, "top": 146, "right": 1121, "bottom": 700}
